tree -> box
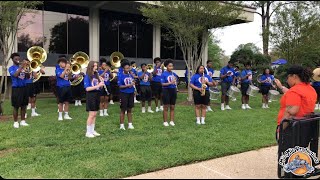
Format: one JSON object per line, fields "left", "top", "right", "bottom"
{"left": 0, "top": 1, "right": 42, "bottom": 115}
{"left": 270, "top": 2, "right": 320, "bottom": 67}
{"left": 140, "top": 1, "right": 243, "bottom": 101}
{"left": 17, "top": 33, "right": 43, "bottom": 52}
{"left": 249, "top": 1, "right": 314, "bottom": 56}
{"left": 208, "top": 35, "right": 224, "bottom": 69}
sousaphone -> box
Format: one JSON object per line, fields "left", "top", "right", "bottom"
{"left": 110, "top": 51, "right": 123, "bottom": 68}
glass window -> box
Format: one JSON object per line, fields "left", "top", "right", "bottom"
{"left": 67, "top": 14, "right": 89, "bottom": 55}
{"left": 161, "top": 28, "right": 175, "bottom": 59}
{"left": 137, "top": 20, "right": 152, "bottom": 58}
{"left": 17, "top": 10, "right": 44, "bottom": 54}
{"left": 100, "top": 10, "right": 152, "bottom": 58}
{"left": 119, "top": 20, "right": 136, "bottom": 57}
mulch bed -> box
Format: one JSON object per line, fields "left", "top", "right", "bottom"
{"left": 0, "top": 115, "right": 12, "bottom": 122}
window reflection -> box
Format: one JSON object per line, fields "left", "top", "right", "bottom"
{"left": 17, "top": 2, "right": 89, "bottom": 66}
{"left": 100, "top": 10, "right": 152, "bottom": 58}
{"left": 161, "top": 28, "right": 184, "bottom": 60}
{"left": 17, "top": 10, "right": 44, "bottom": 52}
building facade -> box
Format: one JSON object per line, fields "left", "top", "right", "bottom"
{"left": 2, "top": 1, "right": 255, "bottom": 93}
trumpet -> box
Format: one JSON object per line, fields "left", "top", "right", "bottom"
{"left": 201, "top": 73, "right": 207, "bottom": 96}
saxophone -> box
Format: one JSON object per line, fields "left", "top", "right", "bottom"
{"left": 201, "top": 73, "right": 207, "bottom": 96}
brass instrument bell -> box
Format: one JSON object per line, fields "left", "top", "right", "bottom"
{"left": 146, "top": 64, "right": 154, "bottom": 73}
{"left": 110, "top": 51, "right": 124, "bottom": 68}
{"left": 312, "top": 68, "right": 320, "bottom": 82}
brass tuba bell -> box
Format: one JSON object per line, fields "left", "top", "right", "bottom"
{"left": 110, "top": 51, "right": 124, "bottom": 68}
{"left": 27, "top": 46, "right": 47, "bottom": 63}
{"left": 70, "top": 51, "right": 89, "bottom": 86}
{"left": 146, "top": 64, "right": 154, "bottom": 73}
{"left": 71, "top": 51, "right": 89, "bottom": 69}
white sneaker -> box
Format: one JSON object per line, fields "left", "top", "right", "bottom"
{"left": 156, "top": 107, "right": 160, "bottom": 112}
{"left": 78, "top": 101, "right": 82, "bottom": 106}
{"left": 148, "top": 109, "right": 154, "bottom": 113}
{"left": 268, "top": 99, "right": 272, "bottom": 103}
{"left": 58, "top": 117, "right": 63, "bottom": 121}
{"left": 315, "top": 104, "right": 319, "bottom": 110}
{"left": 109, "top": 100, "right": 114, "bottom": 105}
{"left": 100, "top": 112, "right": 104, "bottom": 117}
{"left": 31, "top": 112, "right": 40, "bottom": 117}
{"left": 160, "top": 106, "right": 164, "bottom": 111}
{"left": 13, "top": 122, "right": 19, "bottom": 128}
{"left": 201, "top": 120, "right": 205, "bottom": 125}
{"left": 120, "top": 126, "right": 126, "bottom": 130}
{"left": 128, "top": 124, "right": 134, "bottom": 129}
{"left": 163, "top": 122, "right": 169, "bottom": 127}
{"left": 75, "top": 101, "right": 78, "bottom": 106}
{"left": 142, "top": 108, "right": 146, "bottom": 113}
{"left": 64, "top": 115, "right": 72, "bottom": 120}
{"left": 242, "top": 105, "right": 246, "bottom": 110}
{"left": 85, "top": 133, "right": 95, "bottom": 138}
{"left": 225, "top": 105, "right": 232, "bottom": 110}
{"left": 27, "top": 104, "right": 31, "bottom": 110}
{"left": 221, "top": 105, "right": 225, "bottom": 111}
{"left": 25, "top": 113, "right": 27, "bottom": 119}
{"left": 196, "top": 120, "right": 201, "bottom": 125}
{"left": 169, "top": 121, "right": 175, "bottom": 126}
{"left": 134, "top": 100, "right": 140, "bottom": 104}
{"left": 262, "top": 104, "right": 266, "bottom": 109}
{"left": 93, "top": 131, "right": 101, "bottom": 136}
{"left": 246, "top": 104, "right": 252, "bottom": 109}
{"left": 104, "top": 112, "right": 109, "bottom": 116}
{"left": 265, "top": 105, "right": 270, "bottom": 109}
{"left": 20, "top": 121, "right": 29, "bottom": 126}
{"left": 207, "top": 106, "right": 213, "bottom": 112}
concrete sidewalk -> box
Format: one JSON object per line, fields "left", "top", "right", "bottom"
{"left": 126, "top": 146, "right": 278, "bottom": 179}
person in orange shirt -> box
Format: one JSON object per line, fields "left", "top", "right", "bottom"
{"left": 274, "top": 65, "right": 317, "bottom": 144}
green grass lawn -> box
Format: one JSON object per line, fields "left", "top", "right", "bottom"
{"left": 0, "top": 92, "right": 279, "bottom": 178}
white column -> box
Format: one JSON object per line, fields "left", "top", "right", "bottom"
{"left": 152, "top": 25, "right": 161, "bottom": 61}
{"left": 89, "top": 8, "right": 100, "bottom": 61}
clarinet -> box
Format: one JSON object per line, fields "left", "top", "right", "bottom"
{"left": 96, "top": 70, "right": 110, "bottom": 95}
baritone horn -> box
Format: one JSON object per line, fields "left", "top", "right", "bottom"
{"left": 70, "top": 51, "right": 89, "bottom": 86}
{"left": 27, "top": 46, "right": 47, "bottom": 83}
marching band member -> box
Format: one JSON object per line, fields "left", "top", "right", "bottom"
{"left": 161, "top": 59, "right": 179, "bottom": 127}
{"left": 137, "top": 63, "right": 154, "bottom": 113}
{"left": 190, "top": 65, "right": 214, "bottom": 125}
{"left": 118, "top": 60, "right": 135, "bottom": 130}
{"left": 130, "top": 61, "right": 140, "bottom": 104}
{"left": 204, "top": 60, "right": 214, "bottom": 112}
{"left": 312, "top": 65, "right": 320, "bottom": 110}
{"left": 152, "top": 57, "right": 164, "bottom": 112}
{"left": 259, "top": 68, "right": 276, "bottom": 109}
{"left": 240, "top": 63, "right": 253, "bottom": 110}
{"left": 98, "top": 58, "right": 113, "bottom": 116}
{"left": 220, "top": 61, "right": 236, "bottom": 111}
{"left": 26, "top": 65, "right": 45, "bottom": 117}
{"left": 55, "top": 57, "right": 73, "bottom": 121}
{"left": 9, "top": 53, "right": 29, "bottom": 128}
{"left": 71, "top": 73, "right": 84, "bottom": 107}
{"left": 84, "top": 61, "right": 104, "bottom": 138}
